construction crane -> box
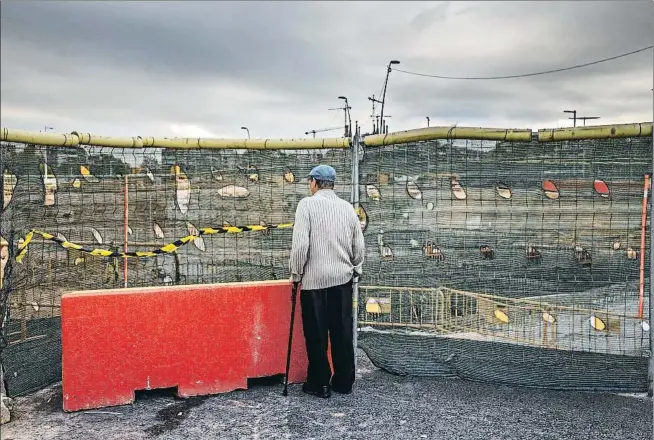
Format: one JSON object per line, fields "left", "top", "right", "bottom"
{"left": 305, "top": 127, "right": 342, "bottom": 138}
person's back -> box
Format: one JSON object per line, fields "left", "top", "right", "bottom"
{"left": 289, "top": 164, "right": 365, "bottom": 398}
{"left": 290, "top": 189, "right": 363, "bottom": 290}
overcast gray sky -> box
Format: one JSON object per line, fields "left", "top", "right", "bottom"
{"left": 1, "top": 1, "right": 652, "bottom": 139}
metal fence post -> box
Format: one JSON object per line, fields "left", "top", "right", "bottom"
{"left": 351, "top": 129, "right": 361, "bottom": 374}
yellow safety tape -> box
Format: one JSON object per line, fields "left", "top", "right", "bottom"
{"left": 15, "top": 223, "right": 295, "bottom": 263}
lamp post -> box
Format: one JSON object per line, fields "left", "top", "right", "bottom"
{"left": 563, "top": 110, "right": 577, "bottom": 127}
{"left": 338, "top": 96, "right": 352, "bottom": 137}
{"left": 241, "top": 127, "right": 250, "bottom": 139}
{"left": 426, "top": 116, "right": 430, "bottom": 128}
{"left": 380, "top": 60, "right": 400, "bottom": 134}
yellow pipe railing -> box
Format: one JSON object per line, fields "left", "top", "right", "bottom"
{"left": 2, "top": 121, "right": 652, "bottom": 149}
{"left": 363, "top": 126, "right": 534, "bottom": 146}
{"left": 362, "top": 122, "right": 653, "bottom": 146}
{"left": 537, "top": 122, "right": 653, "bottom": 142}
{"left": 73, "top": 132, "right": 145, "bottom": 148}
{"left": 1, "top": 128, "right": 351, "bottom": 150}
{"left": 1, "top": 128, "right": 80, "bottom": 147}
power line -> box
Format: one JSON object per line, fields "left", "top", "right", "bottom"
{"left": 393, "top": 46, "right": 653, "bottom": 80}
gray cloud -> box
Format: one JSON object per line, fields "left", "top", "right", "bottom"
{"left": 410, "top": 1, "right": 452, "bottom": 33}
{"left": 1, "top": 1, "right": 652, "bottom": 138}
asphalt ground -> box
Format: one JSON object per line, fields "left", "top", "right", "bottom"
{"left": 2, "top": 350, "right": 652, "bottom": 440}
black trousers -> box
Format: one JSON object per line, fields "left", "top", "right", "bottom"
{"left": 300, "top": 280, "right": 355, "bottom": 390}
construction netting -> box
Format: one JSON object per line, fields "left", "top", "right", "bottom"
{"left": 0, "top": 124, "right": 652, "bottom": 395}
{"left": 0, "top": 134, "right": 351, "bottom": 395}
{"left": 356, "top": 134, "right": 652, "bottom": 391}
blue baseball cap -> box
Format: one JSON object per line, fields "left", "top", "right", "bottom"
{"left": 308, "top": 165, "right": 336, "bottom": 182}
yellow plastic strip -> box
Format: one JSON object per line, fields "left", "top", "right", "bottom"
{"left": 14, "top": 222, "right": 295, "bottom": 262}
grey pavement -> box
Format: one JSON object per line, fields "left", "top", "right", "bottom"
{"left": 2, "top": 350, "right": 652, "bottom": 440}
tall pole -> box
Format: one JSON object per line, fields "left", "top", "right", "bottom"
{"left": 123, "top": 175, "right": 129, "bottom": 288}
{"left": 43, "top": 126, "right": 53, "bottom": 178}
{"left": 338, "top": 97, "right": 352, "bottom": 137}
{"left": 368, "top": 95, "right": 382, "bottom": 134}
{"left": 563, "top": 110, "right": 576, "bottom": 127}
{"left": 351, "top": 127, "right": 361, "bottom": 374}
{"left": 343, "top": 100, "right": 348, "bottom": 137}
{"left": 241, "top": 127, "right": 250, "bottom": 139}
{"left": 426, "top": 116, "right": 430, "bottom": 128}
{"left": 347, "top": 104, "right": 352, "bottom": 138}
{"left": 380, "top": 60, "right": 400, "bottom": 132}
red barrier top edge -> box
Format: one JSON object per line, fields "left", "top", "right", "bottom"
{"left": 62, "top": 279, "right": 293, "bottom": 297}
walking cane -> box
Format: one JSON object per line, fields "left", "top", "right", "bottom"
{"left": 282, "top": 281, "right": 299, "bottom": 396}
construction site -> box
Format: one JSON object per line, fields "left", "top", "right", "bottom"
{"left": 2, "top": 3, "right": 654, "bottom": 437}
{"left": 0, "top": 120, "right": 652, "bottom": 438}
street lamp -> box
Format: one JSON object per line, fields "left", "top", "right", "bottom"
{"left": 380, "top": 60, "right": 400, "bottom": 134}
{"left": 563, "top": 110, "right": 577, "bottom": 127}
{"left": 241, "top": 126, "right": 250, "bottom": 139}
{"left": 426, "top": 116, "right": 430, "bottom": 128}
{"left": 338, "top": 96, "right": 352, "bottom": 137}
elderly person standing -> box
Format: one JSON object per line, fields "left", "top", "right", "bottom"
{"left": 289, "top": 165, "right": 365, "bottom": 398}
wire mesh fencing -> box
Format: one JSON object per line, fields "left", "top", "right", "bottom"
{"left": 356, "top": 134, "right": 652, "bottom": 391}
{"left": 0, "top": 135, "right": 351, "bottom": 395}
{"left": 0, "top": 125, "right": 652, "bottom": 395}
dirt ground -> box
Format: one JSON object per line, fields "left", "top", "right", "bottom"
{"left": 1, "top": 350, "right": 652, "bottom": 440}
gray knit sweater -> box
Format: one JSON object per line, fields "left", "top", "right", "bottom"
{"left": 289, "top": 189, "right": 365, "bottom": 290}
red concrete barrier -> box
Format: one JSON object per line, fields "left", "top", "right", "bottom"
{"left": 61, "top": 280, "right": 311, "bottom": 412}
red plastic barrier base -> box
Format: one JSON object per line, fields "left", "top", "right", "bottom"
{"left": 61, "top": 280, "right": 312, "bottom": 412}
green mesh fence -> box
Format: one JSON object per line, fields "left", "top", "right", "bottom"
{"left": 356, "top": 136, "right": 652, "bottom": 392}
{"left": 0, "top": 141, "right": 351, "bottom": 396}
{"left": 0, "top": 130, "right": 652, "bottom": 396}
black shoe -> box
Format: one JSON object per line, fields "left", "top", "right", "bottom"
{"left": 330, "top": 378, "right": 353, "bottom": 394}
{"left": 302, "top": 382, "right": 331, "bottom": 398}
{"left": 331, "top": 385, "right": 352, "bottom": 395}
